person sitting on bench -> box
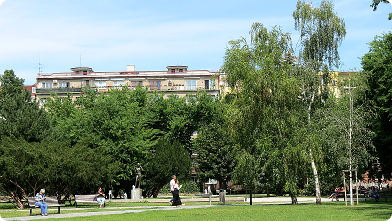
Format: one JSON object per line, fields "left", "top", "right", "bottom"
{"left": 369, "top": 186, "right": 381, "bottom": 202}
{"left": 35, "top": 189, "right": 48, "bottom": 216}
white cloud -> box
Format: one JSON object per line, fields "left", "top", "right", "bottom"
{"left": 0, "top": 0, "right": 6, "bottom": 7}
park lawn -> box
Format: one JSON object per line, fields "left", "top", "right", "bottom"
{"left": 0, "top": 201, "right": 389, "bottom": 221}
{"left": 54, "top": 202, "right": 392, "bottom": 221}
{"left": 0, "top": 201, "right": 234, "bottom": 218}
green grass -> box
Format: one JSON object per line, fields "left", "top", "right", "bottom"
{"left": 1, "top": 200, "right": 391, "bottom": 221}
{"left": 58, "top": 202, "right": 392, "bottom": 221}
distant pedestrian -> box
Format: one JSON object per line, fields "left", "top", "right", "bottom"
{"left": 169, "top": 175, "right": 176, "bottom": 205}
{"left": 172, "top": 180, "right": 184, "bottom": 206}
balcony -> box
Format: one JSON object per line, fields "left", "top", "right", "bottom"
{"left": 36, "top": 87, "right": 83, "bottom": 94}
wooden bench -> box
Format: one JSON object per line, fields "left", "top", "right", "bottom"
{"left": 364, "top": 190, "right": 388, "bottom": 202}
{"left": 336, "top": 192, "right": 345, "bottom": 201}
{"left": 74, "top": 194, "right": 105, "bottom": 207}
{"left": 27, "top": 196, "right": 65, "bottom": 216}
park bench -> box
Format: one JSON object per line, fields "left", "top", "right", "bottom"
{"left": 27, "top": 196, "right": 65, "bottom": 216}
{"left": 363, "top": 190, "right": 388, "bottom": 202}
{"left": 335, "top": 192, "right": 345, "bottom": 201}
{"left": 74, "top": 194, "right": 105, "bottom": 207}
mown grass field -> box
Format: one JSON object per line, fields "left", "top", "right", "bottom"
{"left": 0, "top": 198, "right": 391, "bottom": 221}
{"left": 58, "top": 202, "right": 392, "bottom": 221}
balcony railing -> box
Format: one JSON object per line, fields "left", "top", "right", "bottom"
{"left": 36, "top": 88, "right": 82, "bottom": 94}
{"left": 36, "top": 86, "right": 219, "bottom": 94}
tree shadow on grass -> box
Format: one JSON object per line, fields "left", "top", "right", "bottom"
{"left": 348, "top": 201, "right": 392, "bottom": 220}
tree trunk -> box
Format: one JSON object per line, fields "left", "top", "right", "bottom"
{"left": 290, "top": 194, "right": 298, "bottom": 204}
{"left": 10, "top": 192, "right": 24, "bottom": 209}
{"left": 307, "top": 93, "right": 322, "bottom": 205}
{"left": 0, "top": 176, "right": 27, "bottom": 209}
{"left": 309, "top": 149, "right": 322, "bottom": 205}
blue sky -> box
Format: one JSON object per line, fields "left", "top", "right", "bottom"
{"left": 0, "top": 0, "right": 391, "bottom": 85}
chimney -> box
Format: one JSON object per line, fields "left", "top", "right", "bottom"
{"left": 127, "top": 65, "right": 135, "bottom": 72}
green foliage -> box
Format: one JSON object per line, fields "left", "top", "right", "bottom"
{"left": 0, "top": 70, "right": 24, "bottom": 98}
{"left": 191, "top": 93, "right": 234, "bottom": 189}
{"left": 144, "top": 139, "right": 192, "bottom": 198}
{"left": 0, "top": 136, "right": 116, "bottom": 209}
{"left": 293, "top": 0, "right": 346, "bottom": 68}
{"left": 232, "top": 151, "right": 262, "bottom": 193}
{"left": 48, "top": 138, "right": 119, "bottom": 195}
{"left": 0, "top": 70, "right": 52, "bottom": 142}
{"left": 222, "top": 22, "right": 309, "bottom": 202}
{"left": 362, "top": 32, "right": 392, "bottom": 177}
{"left": 371, "top": 0, "right": 392, "bottom": 20}
{"left": 46, "top": 87, "right": 160, "bottom": 191}
{"left": 45, "top": 87, "right": 216, "bottom": 197}
{"left": 159, "top": 181, "right": 200, "bottom": 194}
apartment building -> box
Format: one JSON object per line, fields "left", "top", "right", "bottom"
{"left": 35, "top": 65, "right": 222, "bottom": 105}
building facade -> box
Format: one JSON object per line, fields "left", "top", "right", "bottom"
{"left": 35, "top": 65, "right": 223, "bottom": 105}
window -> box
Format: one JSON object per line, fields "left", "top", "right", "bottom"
{"left": 42, "top": 83, "right": 52, "bottom": 88}
{"left": 82, "top": 80, "right": 92, "bottom": 87}
{"left": 59, "top": 82, "right": 70, "bottom": 88}
{"left": 94, "top": 81, "right": 107, "bottom": 88}
{"left": 131, "top": 81, "right": 143, "bottom": 88}
{"left": 149, "top": 81, "right": 161, "bottom": 90}
{"left": 205, "top": 80, "right": 215, "bottom": 90}
{"left": 186, "top": 80, "right": 197, "bottom": 90}
{"left": 32, "top": 87, "right": 36, "bottom": 94}
{"left": 113, "top": 81, "right": 125, "bottom": 88}
{"left": 171, "top": 69, "right": 175, "bottom": 74}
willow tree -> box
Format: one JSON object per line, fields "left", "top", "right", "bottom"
{"left": 222, "top": 23, "right": 308, "bottom": 204}
{"left": 293, "top": 0, "right": 346, "bottom": 204}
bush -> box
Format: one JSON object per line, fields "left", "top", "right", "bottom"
{"left": 159, "top": 181, "right": 200, "bottom": 194}
{"left": 181, "top": 181, "right": 200, "bottom": 194}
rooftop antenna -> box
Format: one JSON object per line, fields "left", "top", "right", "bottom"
{"left": 37, "top": 54, "right": 43, "bottom": 73}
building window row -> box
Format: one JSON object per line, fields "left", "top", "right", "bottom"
{"left": 38, "top": 79, "right": 216, "bottom": 91}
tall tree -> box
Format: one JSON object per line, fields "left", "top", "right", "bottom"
{"left": 312, "top": 72, "right": 376, "bottom": 195}
{"left": 192, "top": 122, "right": 234, "bottom": 190}
{"left": 361, "top": 32, "right": 392, "bottom": 177}
{"left": 0, "top": 70, "right": 52, "bottom": 142}
{"left": 0, "top": 70, "right": 24, "bottom": 96}
{"left": 232, "top": 150, "right": 262, "bottom": 205}
{"left": 46, "top": 86, "right": 212, "bottom": 197}
{"left": 222, "top": 23, "right": 307, "bottom": 204}
{"left": 293, "top": 0, "right": 346, "bottom": 204}
{"left": 143, "top": 139, "right": 192, "bottom": 198}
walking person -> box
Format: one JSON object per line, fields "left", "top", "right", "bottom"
{"left": 169, "top": 175, "right": 176, "bottom": 205}
{"left": 35, "top": 189, "right": 48, "bottom": 216}
{"left": 172, "top": 180, "right": 184, "bottom": 206}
